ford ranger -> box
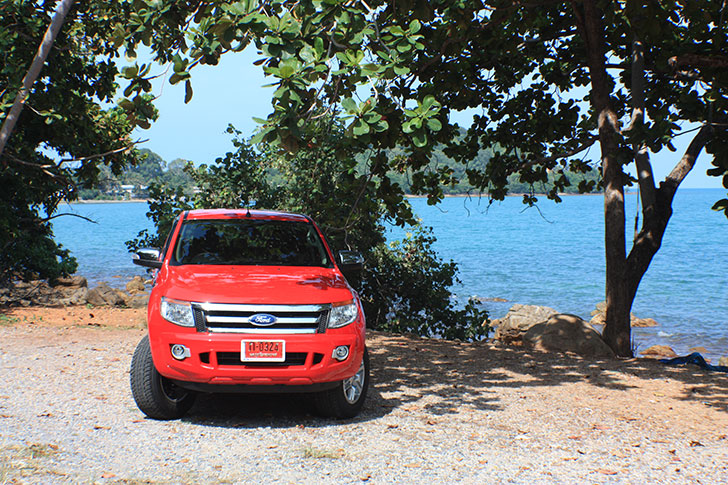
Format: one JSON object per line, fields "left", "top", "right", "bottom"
{"left": 129, "top": 209, "right": 368, "bottom": 420}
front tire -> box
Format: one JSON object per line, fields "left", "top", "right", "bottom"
{"left": 130, "top": 335, "right": 196, "bottom": 420}
{"left": 313, "top": 347, "right": 369, "bottom": 419}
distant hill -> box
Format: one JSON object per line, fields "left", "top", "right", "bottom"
{"left": 78, "top": 146, "right": 600, "bottom": 201}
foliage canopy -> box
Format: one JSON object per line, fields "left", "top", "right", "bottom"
{"left": 117, "top": 0, "right": 727, "bottom": 355}
{"left": 0, "top": 1, "right": 156, "bottom": 282}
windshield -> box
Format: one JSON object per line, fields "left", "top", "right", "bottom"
{"left": 172, "top": 219, "right": 332, "bottom": 267}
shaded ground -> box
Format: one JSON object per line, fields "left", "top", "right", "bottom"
{"left": 1, "top": 306, "right": 727, "bottom": 483}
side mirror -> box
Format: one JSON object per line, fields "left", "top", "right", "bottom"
{"left": 132, "top": 248, "right": 163, "bottom": 269}
{"left": 338, "top": 250, "right": 364, "bottom": 272}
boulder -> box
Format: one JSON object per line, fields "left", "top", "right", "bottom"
{"left": 688, "top": 347, "right": 709, "bottom": 355}
{"left": 126, "top": 276, "right": 146, "bottom": 294}
{"left": 522, "top": 314, "right": 614, "bottom": 358}
{"left": 86, "top": 283, "right": 126, "bottom": 307}
{"left": 632, "top": 317, "right": 658, "bottom": 327}
{"left": 493, "top": 304, "right": 559, "bottom": 344}
{"left": 719, "top": 357, "right": 728, "bottom": 367}
{"left": 590, "top": 302, "right": 659, "bottom": 327}
{"left": 641, "top": 345, "right": 677, "bottom": 358}
{"left": 53, "top": 276, "right": 88, "bottom": 289}
{"left": 589, "top": 313, "right": 605, "bottom": 326}
{"left": 57, "top": 288, "right": 89, "bottom": 306}
{"left": 126, "top": 292, "right": 150, "bottom": 309}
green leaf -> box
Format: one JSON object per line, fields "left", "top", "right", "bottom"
{"left": 421, "top": 95, "right": 437, "bottom": 111}
{"left": 353, "top": 119, "right": 370, "bottom": 136}
{"left": 712, "top": 198, "right": 728, "bottom": 211}
{"left": 393, "top": 65, "right": 410, "bottom": 75}
{"left": 122, "top": 65, "right": 139, "bottom": 79}
{"left": 427, "top": 118, "right": 442, "bottom": 131}
{"left": 409, "top": 20, "right": 421, "bottom": 34}
{"left": 279, "top": 65, "right": 295, "bottom": 78}
{"left": 341, "top": 97, "right": 358, "bottom": 113}
{"left": 412, "top": 131, "right": 427, "bottom": 147}
{"left": 184, "top": 80, "right": 193, "bottom": 104}
{"left": 314, "top": 37, "right": 324, "bottom": 57}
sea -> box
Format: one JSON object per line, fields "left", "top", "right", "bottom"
{"left": 53, "top": 189, "right": 728, "bottom": 360}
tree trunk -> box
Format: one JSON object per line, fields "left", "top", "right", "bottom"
{"left": 0, "top": 0, "right": 75, "bottom": 159}
{"left": 574, "top": 1, "right": 712, "bottom": 357}
{"left": 575, "top": 0, "right": 633, "bottom": 356}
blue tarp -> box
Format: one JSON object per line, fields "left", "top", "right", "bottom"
{"left": 660, "top": 352, "right": 728, "bottom": 373}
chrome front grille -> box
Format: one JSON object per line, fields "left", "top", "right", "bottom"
{"left": 191, "top": 303, "right": 330, "bottom": 334}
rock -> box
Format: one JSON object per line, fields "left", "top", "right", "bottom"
{"left": 57, "top": 288, "right": 89, "bottom": 306}
{"left": 641, "top": 345, "right": 677, "bottom": 358}
{"left": 126, "top": 292, "right": 150, "bottom": 309}
{"left": 53, "top": 276, "right": 88, "bottom": 289}
{"left": 688, "top": 347, "right": 709, "bottom": 355}
{"left": 493, "top": 304, "right": 559, "bottom": 344}
{"left": 86, "top": 283, "right": 126, "bottom": 307}
{"left": 632, "top": 317, "right": 658, "bottom": 327}
{"left": 590, "top": 313, "right": 605, "bottom": 326}
{"left": 126, "top": 276, "right": 146, "bottom": 294}
{"left": 522, "top": 314, "right": 614, "bottom": 358}
{"left": 719, "top": 357, "right": 728, "bottom": 367}
{"left": 590, "top": 302, "right": 659, "bottom": 328}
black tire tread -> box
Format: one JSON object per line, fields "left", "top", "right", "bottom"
{"left": 129, "top": 335, "right": 195, "bottom": 420}
{"left": 313, "top": 347, "right": 369, "bottom": 419}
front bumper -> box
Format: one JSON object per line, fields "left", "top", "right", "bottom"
{"left": 148, "top": 324, "right": 365, "bottom": 387}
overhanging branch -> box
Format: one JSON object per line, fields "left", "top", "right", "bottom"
{"left": 58, "top": 139, "right": 147, "bottom": 164}
{"left": 661, "top": 124, "right": 712, "bottom": 201}
{"left": 518, "top": 136, "right": 597, "bottom": 170}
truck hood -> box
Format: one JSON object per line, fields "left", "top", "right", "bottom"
{"left": 159, "top": 265, "right": 354, "bottom": 305}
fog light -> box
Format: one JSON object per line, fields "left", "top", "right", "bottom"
{"left": 171, "top": 344, "right": 191, "bottom": 360}
{"left": 332, "top": 345, "right": 350, "bottom": 361}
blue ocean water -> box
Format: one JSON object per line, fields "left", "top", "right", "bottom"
{"left": 54, "top": 190, "right": 728, "bottom": 359}
{"left": 53, "top": 201, "right": 154, "bottom": 286}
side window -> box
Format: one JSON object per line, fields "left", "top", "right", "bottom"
{"left": 160, "top": 216, "right": 180, "bottom": 260}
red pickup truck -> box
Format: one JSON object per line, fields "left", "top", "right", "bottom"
{"left": 130, "top": 209, "right": 368, "bottom": 420}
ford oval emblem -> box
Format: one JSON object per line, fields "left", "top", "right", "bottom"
{"left": 249, "top": 313, "right": 278, "bottom": 326}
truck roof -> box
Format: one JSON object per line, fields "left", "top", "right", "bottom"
{"left": 184, "top": 209, "right": 310, "bottom": 222}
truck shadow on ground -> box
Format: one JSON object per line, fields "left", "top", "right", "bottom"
{"left": 183, "top": 330, "right": 728, "bottom": 428}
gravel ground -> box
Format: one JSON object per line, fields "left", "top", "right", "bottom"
{"left": 1, "top": 312, "right": 727, "bottom": 484}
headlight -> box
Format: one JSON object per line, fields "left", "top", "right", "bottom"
{"left": 328, "top": 300, "right": 358, "bottom": 328}
{"left": 160, "top": 297, "right": 194, "bottom": 327}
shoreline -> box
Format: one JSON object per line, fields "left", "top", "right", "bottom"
{"left": 64, "top": 199, "right": 149, "bottom": 204}
{"left": 66, "top": 187, "right": 720, "bottom": 204}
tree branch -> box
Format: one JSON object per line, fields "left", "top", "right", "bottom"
{"left": 518, "top": 137, "right": 597, "bottom": 170}
{"left": 1, "top": 152, "right": 70, "bottom": 183}
{"left": 0, "top": 0, "right": 75, "bottom": 158}
{"left": 626, "top": 36, "right": 656, "bottom": 212}
{"left": 661, "top": 124, "right": 712, "bottom": 201}
{"left": 668, "top": 54, "right": 728, "bottom": 70}
{"left": 58, "top": 139, "right": 146, "bottom": 164}
{"left": 32, "top": 212, "right": 98, "bottom": 224}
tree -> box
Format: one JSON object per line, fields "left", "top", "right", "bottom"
{"left": 0, "top": 0, "right": 156, "bottom": 283}
{"left": 119, "top": 0, "right": 727, "bottom": 356}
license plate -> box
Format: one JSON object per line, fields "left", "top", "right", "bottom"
{"left": 241, "top": 340, "right": 285, "bottom": 362}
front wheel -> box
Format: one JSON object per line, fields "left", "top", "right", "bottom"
{"left": 129, "top": 335, "right": 196, "bottom": 420}
{"left": 313, "top": 347, "right": 369, "bottom": 419}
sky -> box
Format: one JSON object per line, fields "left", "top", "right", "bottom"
{"left": 134, "top": 48, "right": 723, "bottom": 189}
